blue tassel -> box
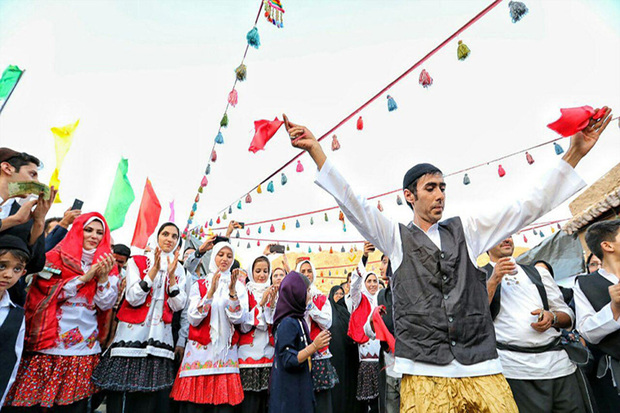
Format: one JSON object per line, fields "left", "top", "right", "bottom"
{"left": 209, "top": 219, "right": 213, "bottom": 227}
{"left": 215, "top": 132, "right": 224, "bottom": 144}
{"left": 205, "top": 164, "right": 211, "bottom": 175}
{"left": 308, "top": 247, "right": 312, "bottom": 253}
{"left": 540, "top": 230, "right": 545, "bottom": 237}
{"left": 246, "top": 27, "right": 261, "bottom": 49}
{"left": 228, "top": 205, "right": 232, "bottom": 214}
{"left": 247, "top": 242, "right": 251, "bottom": 249}
{"left": 237, "top": 200, "right": 242, "bottom": 210}
{"left": 281, "top": 173, "right": 288, "bottom": 186}
{"left": 341, "top": 246, "right": 345, "bottom": 252}
{"left": 509, "top": 1, "right": 528, "bottom": 23}
{"left": 554, "top": 142, "right": 564, "bottom": 155}
{"left": 310, "top": 217, "right": 314, "bottom": 225}
{"left": 296, "top": 242, "right": 300, "bottom": 248}
{"left": 463, "top": 173, "right": 471, "bottom": 185}
{"left": 267, "top": 181, "right": 274, "bottom": 193}
{"left": 387, "top": 95, "right": 398, "bottom": 112}
{"left": 295, "top": 219, "right": 300, "bottom": 228}
{"left": 235, "top": 230, "right": 240, "bottom": 238}
{"left": 192, "top": 203, "right": 197, "bottom": 212}
{"left": 258, "top": 226, "right": 262, "bottom": 234}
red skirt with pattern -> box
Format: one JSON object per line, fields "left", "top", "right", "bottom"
{"left": 170, "top": 372, "right": 244, "bottom": 406}
{"left": 4, "top": 353, "right": 99, "bottom": 407}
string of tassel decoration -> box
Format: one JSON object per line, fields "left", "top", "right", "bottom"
{"left": 235, "top": 64, "right": 247, "bottom": 81}
{"left": 228, "top": 89, "right": 238, "bottom": 107}
{"left": 215, "top": 132, "right": 224, "bottom": 144}
{"left": 264, "top": 0, "right": 285, "bottom": 28}
{"left": 220, "top": 114, "right": 229, "bottom": 128}
{"left": 246, "top": 27, "right": 261, "bottom": 49}
{"left": 387, "top": 95, "right": 398, "bottom": 112}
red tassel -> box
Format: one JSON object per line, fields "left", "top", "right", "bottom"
{"left": 419, "top": 69, "right": 433, "bottom": 88}
{"left": 525, "top": 152, "right": 534, "bottom": 165}
{"left": 194, "top": 194, "right": 200, "bottom": 203}
{"left": 296, "top": 160, "right": 304, "bottom": 173}
{"left": 498, "top": 165, "right": 506, "bottom": 177}
{"left": 228, "top": 89, "right": 238, "bottom": 107}
{"left": 319, "top": 245, "right": 322, "bottom": 252}
{"left": 201, "top": 176, "right": 208, "bottom": 187}
{"left": 246, "top": 227, "right": 250, "bottom": 235}
{"left": 216, "top": 216, "right": 221, "bottom": 224}
{"left": 329, "top": 247, "right": 334, "bottom": 254}
{"left": 270, "top": 224, "right": 275, "bottom": 233}
{"left": 211, "top": 150, "right": 217, "bottom": 162}
{"left": 523, "top": 234, "right": 528, "bottom": 243}
{"left": 331, "top": 135, "right": 340, "bottom": 151}
{"left": 357, "top": 116, "right": 364, "bottom": 130}
{"left": 245, "top": 193, "right": 252, "bottom": 203}
{"left": 377, "top": 200, "right": 384, "bottom": 212}
{"left": 257, "top": 240, "right": 261, "bottom": 246}
{"left": 339, "top": 211, "right": 344, "bottom": 222}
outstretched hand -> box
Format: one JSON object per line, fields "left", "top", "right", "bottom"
{"left": 564, "top": 106, "right": 613, "bottom": 167}
{"left": 283, "top": 114, "right": 327, "bottom": 169}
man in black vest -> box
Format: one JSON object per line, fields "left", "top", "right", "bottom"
{"left": 283, "top": 107, "right": 612, "bottom": 412}
{"left": 574, "top": 219, "right": 620, "bottom": 412}
{"left": 485, "top": 236, "right": 586, "bottom": 412}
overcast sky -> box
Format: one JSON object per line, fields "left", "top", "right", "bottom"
{"left": 1, "top": 0, "right": 619, "bottom": 264}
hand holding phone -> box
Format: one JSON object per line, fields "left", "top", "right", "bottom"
{"left": 71, "top": 199, "right": 84, "bottom": 211}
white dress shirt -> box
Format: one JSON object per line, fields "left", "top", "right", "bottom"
{"left": 490, "top": 262, "right": 576, "bottom": 379}
{"left": 0, "top": 291, "right": 25, "bottom": 409}
{"left": 574, "top": 268, "right": 620, "bottom": 344}
{"left": 315, "top": 157, "right": 585, "bottom": 378}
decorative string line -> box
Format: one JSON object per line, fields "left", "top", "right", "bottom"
{"left": 213, "top": 0, "right": 504, "bottom": 218}
{"left": 182, "top": 0, "right": 264, "bottom": 234}
{"left": 210, "top": 135, "right": 566, "bottom": 231}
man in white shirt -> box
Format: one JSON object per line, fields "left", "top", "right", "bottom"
{"left": 574, "top": 219, "right": 620, "bottom": 412}
{"left": 282, "top": 107, "right": 612, "bottom": 412}
{"left": 485, "top": 236, "right": 586, "bottom": 412}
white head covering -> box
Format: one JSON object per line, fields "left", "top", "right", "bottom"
{"left": 295, "top": 259, "right": 321, "bottom": 297}
{"left": 81, "top": 216, "right": 106, "bottom": 272}
{"left": 246, "top": 255, "right": 271, "bottom": 298}
{"left": 361, "top": 271, "right": 379, "bottom": 307}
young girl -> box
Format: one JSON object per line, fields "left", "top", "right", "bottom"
{"left": 349, "top": 245, "right": 381, "bottom": 413}
{"left": 170, "top": 241, "right": 248, "bottom": 413}
{"left": 269, "top": 271, "right": 331, "bottom": 413}
{"left": 93, "top": 222, "right": 187, "bottom": 413}
{"left": 295, "top": 260, "right": 338, "bottom": 413}
{"left": 237, "top": 255, "right": 278, "bottom": 413}
{"left": 5, "top": 213, "right": 118, "bottom": 412}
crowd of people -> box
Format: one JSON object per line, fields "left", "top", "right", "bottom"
{"left": 0, "top": 107, "right": 618, "bottom": 413}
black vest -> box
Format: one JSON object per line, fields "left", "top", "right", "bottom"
{"left": 577, "top": 271, "right": 620, "bottom": 360}
{"left": 394, "top": 218, "right": 497, "bottom": 365}
{"left": 482, "top": 263, "right": 549, "bottom": 320}
{"left": 0, "top": 304, "right": 25, "bottom": 396}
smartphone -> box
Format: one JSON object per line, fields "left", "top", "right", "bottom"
{"left": 237, "top": 222, "right": 245, "bottom": 229}
{"left": 367, "top": 244, "right": 376, "bottom": 252}
{"left": 537, "top": 311, "right": 545, "bottom": 323}
{"left": 270, "top": 244, "right": 285, "bottom": 254}
{"left": 213, "top": 235, "right": 230, "bottom": 245}
{"left": 71, "top": 198, "right": 84, "bottom": 211}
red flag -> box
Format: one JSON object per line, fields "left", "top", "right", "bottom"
{"left": 372, "top": 305, "right": 396, "bottom": 353}
{"left": 248, "top": 117, "right": 284, "bottom": 153}
{"left": 547, "top": 106, "right": 599, "bottom": 137}
{"left": 131, "top": 178, "right": 162, "bottom": 248}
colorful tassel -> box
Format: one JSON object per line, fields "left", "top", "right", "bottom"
{"left": 195, "top": 195, "right": 200, "bottom": 203}
{"left": 341, "top": 246, "right": 345, "bottom": 253}
{"left": 419, "top": 69, "right": 433, "bottom": 88}
{"left": 281, "top": 173, "right": 288, "bottom": 186}
{"left": 318, "top": 245, "right": 322, "bottom": 252}
{"left": 258, "top": 226, "right": 262, "bottom": 234}
{"left": 192, "top": 202, "right": 197, "bottom": 211}
{"left": 245, "top": 193, "right": 252, "bottom": 203}
{"left": 246, "top": 227, "right": 250, "bottom": 235}
{"left": 264, "top": 0, "right": 285, "bottom": 28}
{"left": 235, "top": 64, "right": 247, "bottom": 81}
{"left": 223, "top": 212, "right": 227, "bottom": 220}
{"left": 216, "top": 216, "right": 221, "bottom": 224}
{"left": 525, "top": 151, "right": 534, "bottom": 165}
{"left": 286, "top": 245, "right": 290, "bottom": 251}
{"left": 235, "top": 230, "right": 240, "bottom": 238}
{"left": 357, "top": 116, "right": 364, "bottom": 130}
{"left": 246, "top": 27, "right": 261, "bottom": 49}
{"left": 331, "top": 135, "right": 340, "bottom": 151}
{"left": 463, "top": 173, "right": 471, "bottom": 185}
{"left": 324, "top": 213, "right": 328, "bottom": 222}
{"left": 498, "top": 165, "right": 506, "bottom": 178}
{"left": 267, "top": 181, "right": 274, "bottom": 193}
{"left": 282, "top": 222, "right": 286, "bottom": 230}
{"left": 343, "top": 224, "right": 347, "bottom": 232}
{"left": 209, "top": 219, "right": 213, "bottom": 227}
{"left": 557, "top": 223, "right": 561, "bottom": 230}
{"left": 551, "top": 226, "right": 556, "bottom": 234}
{"left": 205, "top": 164, "right": 211, "bottom": 175}
{"left": 387, "top": 95, "right": 398, "bottom": 112}
{"left": 270, "top": 224, "right": 275, "bottom": 233}
{"left": 329, "top": 247, "right": 334, "bottom": 254}
{"left": 198, "top": 186, "right": 203, "bottom": 193}
{"left": 508, "top": 1, "right": 528, "bottom": 23}
{"left": 215, "top": 131, "right": 224, "bottom": 144}
{"left": 523, "top": 234, "right": 528, "bottom": 243}
{"left": 201, "top": 176, "right": 208, "bottom": 187}
{"left": 310, "top": 217, "right": 314, "bottom": 225}
{"left": 296, "top": 219, "right": 300, "bottom": 228}
{"left": 554, "top": 142, "right": 564, "bottom": 155}
{"left": 540, "top": 230, "right": 545, "bottom": 237}
{"left": 377, "top": 200, "right": 384, "bottom": 212}
{"left": 257, "top": 184, "right": 262, "bottom": 194}
{"left": 308, "top": 247, "right": 312, "bottom": 253}
{"left": 533, "top": 229, "right": 538, "bottom": 235}
{"left": 338, "top": 211, "right": 344, "bottom": 223}
{"left": 296, "top": 242, "right": 300, "bottom": 248}
{"left": 257, "top": 240, "right": 261, "bottom": 247}
{"left": 396, "top": 195, "right": 403, "bottom": 205}
{"left": 228, "top": 205, "right": 232, "bottom": 214}
{"left": 457, "top": 40, "right": 471, "bottom": 61}
{"left": 296, "top": 160, "right": 304, "bottom": 172}
{"left": 247, "top": 242, "right": 251, "bottom": 248}
{"left": 237, "top": 200, "right": 242, "bottom": 209}
{"left": 220, "top": 114, "right": 229, "bottom": 128}
{"left": 211, "top": 150, "right": 217, "bottom": 162}
{"left": 228, "top": 89, "right": 238, "bottom": 107}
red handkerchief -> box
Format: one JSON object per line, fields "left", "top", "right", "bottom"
{"left": 547, "top": 106, "right": 595, "bottom": 137}
{"left": 249, "top": 117, "right": 284, "bottom": 153}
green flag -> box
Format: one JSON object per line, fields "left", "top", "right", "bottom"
{"left": 104, "top": 158, "right": 135, "bottom": 231}
{"left": 0, "top": 65, "right": 23, "bottom": 101}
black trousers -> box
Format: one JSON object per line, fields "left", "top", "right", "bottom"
{"left": 4, "top": 399, "right": 88, "bottom": 413}
{"left": 179, "top": 401, "right": 235, "bottom": 413}
{"left": 588, "top": 368, "right": 620, "bottom": 413}
{"left": 239, "top": 390, "right": 268, "bottom": 413}
{"left": 106, "top": 389, "right": 171, "bottom": 413}
{"left": 507, "top": 371, "right": 587, "bottom": 413}
{"left": 313, "top": 389, "right": 332, "bottom": 413}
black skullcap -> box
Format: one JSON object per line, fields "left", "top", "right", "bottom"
{"left": 0, "top": 234, "right": 31, "bottom": 258}
{"left": 403, "top": 163, "right": 443, "bottom": 190}
{"left": 113, "top": 243, "right": 131, "bottom": 258}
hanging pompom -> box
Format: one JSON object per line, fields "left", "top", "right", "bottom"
{"left": 198, "top": 186, "right": 203, "bottom": 193}
{"left": 357, "top": 116, "right": 364, "bottom": 130}
{"left": 235, "top": 64, "right": 247, "bottom": 81}
{"left": 247, "top": 242, "right": 251, "bottom": 249}
{"left": 192, "top": 202, "right": 198, "bottom": 212}
{"left": 377, "top": 200, "right": 384, "bottom": 212}
{"left": 227, "top": 89, "right": 238, "bottom": 107}
{"left": 258, "top": 226, "right": 262, "bottom": 234}
{"left": 419, "top": 69, "right": 433, "bottom": 88}
{"left": 282, "top": 222, "right": 286, "bottom": 230}
{"left": 215, "top": 131, "right": 224, "bottom": 145}
{"left": 267, "top": 181, "right": 275, "bottom": 193}
{"left": 194, "top": 194, "right": 200, "bottom": 203}
{"left": 331, "top": 135, "right": 340, "bottom": 151}
{"left": 295, "top": 219, "right": 300, "bottom": 228}
{"left": 457, "top": 40, "right": 471, "bottom": 61}
{"left": 237, "top": 200, "right": 242, "bottom": 210}
{"left": 208, "top": 219, "right": 213, "bottom": 227}
{"left": 257, "top": 240, "right": 261, "bottom": 246}
{"left": 211, "top": 150, "right": 217, "bottom": 162}
{"left": 223, "top": 212, "right": 227, "bottom": 220}
{"left": 554, "top": 142, "right": 564, "bottom": 155}
{"left": 540, "top": 230, "right": 545, "bottom": 237}
{"left": 296, "top": 160, "right": 304, "bottom": 172}
{"left": 508, "top": 1, "right": 529, "bottom": 23}
{"left": 498, "top": 165, "right": 506, "bottom": 178}
{"left": 341, "top": 246, "right": 345, "bottom": 253}
{"left": 551, "top": 226, "right": 556, "bottom": 234}
{"left": 270, "top": 224, "right": 275, "bottom": 233}
{"left": 557, "top": 223, "right": 561, "bottom": 230}
{"left": 201, "top": 176, "right": 208, "bottom": 187}
{"left": 220, "top": 114, "right": 229, "bottom": 128}
{"left": 286, "top": 245, "right": 290, "bottom": 251}
{"left": 235, "top": 230, "right": 240, "bottom": 238}
{"left": 308, "top": 247, "right": 312, "bottom": 253}
{"left": 318, "top": 245, "right": 323, "bottom": 252}
{"left": 387, "top": 95, "right": 398, "bottom": 112}
{"left": 216, "top": 216, "right": 221, "bottom": 224}
{"left": 245, "top": 193, "right": 252, "bottom": 203}
{"left": 463, "top": 173, "right": 471, "bottom": 185}
{"left": 257, "top": 184, "right": 262, "bottom": 194}
{"left": 246, "top": 227, "right": 250, "bottom": 236}
{"left": 281, "top": 173, "right": 288, "bottom": 186}
{"left": 324, "top": 213, "right": 328, "bottom": 222}
{"left": 533, "top": 229, "right": 538, "bottom": 235}
{"left": 310, "top": 217, "right": 314, "bottom": 225}
{"left": 329, "top": 247, "right": 334, "bottom": 254}
{"left": 228, "top": 205, "right": 232, "bottom": 214}
{"left": 246, "top": 26, "right": 261, "bottom": 49}
{"left": 338, "top": 211, "right": 344, "bottom": 223}
{"left": 525, "top": 151, "right": 534, "bottom": 165}
{"left": 296, "top": 242, "right": 300, "bottom": 248}
{"left": 523, "top": 234, "right": 528, "bottom": 243}
{"left": 264, "top": 0, "right": 285, "bottom": 28}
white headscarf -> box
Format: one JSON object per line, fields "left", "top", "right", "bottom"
{"left": 361, "top": 271, "right": 379, "bottom": 308}
{"left": 81, "top": 217, "right": 106, "bottom": 272}
{"left": 295, "top": 259, "right": 322, "bottom": 297}
{"left": 246, "top": 255, "right": 271, "bottom": 298}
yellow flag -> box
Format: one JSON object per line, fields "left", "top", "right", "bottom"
{"left": 49, "top": 119, "right": 79, "bottom": 203}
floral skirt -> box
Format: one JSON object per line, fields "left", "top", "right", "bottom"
{"left": 311, "top": 358, "right": 339, "bottom": 392}
{"left": 356, "top": 360, "right": 379, "bottom": 400}
{"left": 92, "top": 352, "right": 174, "bottom": 392}
{"left": 239, "top": 366, "right": 271, "bottom": 392}
{"left": 4, "top": 353, "right": 99, "bottom": 407}
{"left": 170, "top": 373, "right": 244, "bottom": 406}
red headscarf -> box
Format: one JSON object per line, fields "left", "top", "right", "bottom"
{"left": 25, "top": 212, "right": 119, "bottom": 351}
